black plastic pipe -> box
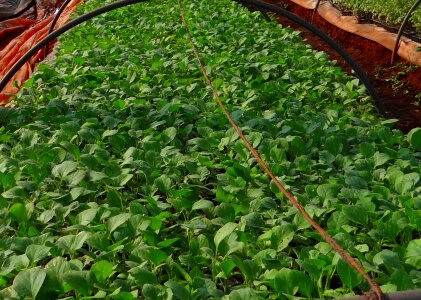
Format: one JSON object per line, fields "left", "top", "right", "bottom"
{"left": 44, "top": 0, "right": 73, "bottom": 58}
{"left": 259, "top": 8, "right": 271, "bottom": 22}
{"left": 341, "top": 290, "right": 421, "bottom": 300}
{"left": 0, "top": 0, "right": 149, "bottom": 94}
{"left": 237, "top": 0, "right": 383, "bottom": 114}
{"left": 312, "top": 0, "right": 322, "bottom": 23}
{"left": 391, "top": 0, "right": 421, "bottom": 64}
{"left": 48, "top": 0, "right": 73, "bottom": 35}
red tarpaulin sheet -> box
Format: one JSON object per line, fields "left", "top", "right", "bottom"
{"left": 0, "top": 0, "right": 82, "bottom": 104}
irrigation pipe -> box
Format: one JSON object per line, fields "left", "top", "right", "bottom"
{"left": 237, "top": 0, "right": 383, "bottom": 113}
{"left": 391, "top": 0, "right": 421, "bottom": 64}
{"left": 0, "top": 0, "right": 150, "bottom": 94}
{"left": 178, "top": 1, "right": 383, "bottom": 299}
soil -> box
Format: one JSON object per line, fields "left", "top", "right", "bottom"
{"left": 246, "top": 0, "right": 421, "bottom": 132}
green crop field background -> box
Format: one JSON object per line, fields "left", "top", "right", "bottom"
{"left": 0, "top": 0, "right": 420, "bottom": 299}
{"left": 332, "top": 0, "right": 421, "bottom": 31}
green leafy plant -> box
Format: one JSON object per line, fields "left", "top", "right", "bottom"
{"left": 0, "top": 0, "right": 420, "bottom": 299}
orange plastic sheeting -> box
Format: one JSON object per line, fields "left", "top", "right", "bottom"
{"left": 0, "top": 0, "right": 82, "bottom": 104}
{"left": 289, "top": 0, "right": 421, "bottom": 67}
{"left": 0, "top": 0, "right": 64, "bottom": 48}
{"left": 0, "top": 18, "right": 36, "bottom": 39}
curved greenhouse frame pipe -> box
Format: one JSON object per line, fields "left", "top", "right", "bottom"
{"left": 391, "top": 0, "right": 421, "bottom": 64}
{"left": 311, "top": 0, "right": 322, "bottom": 23}
{"left": 0, "top": 0, "right": 382, "bottom": 114}
{"left": 48, "top": 0, "right": 74, "bottom": 35}
{"left": 237, "top": 0, "right": 383, "bottom": 113}
{"left": 44, "top": 0, "right": 73, "bottom": 58}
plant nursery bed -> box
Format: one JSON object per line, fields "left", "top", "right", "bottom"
{"left": 0, "top": 0, "right": 420, "bottom": 299}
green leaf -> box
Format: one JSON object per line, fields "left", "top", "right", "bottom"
{"left": 89, "top": 170, "right": 108, "bottom": 181}
{"left": 345, "top": 176, "right": 367, "bottom": 189}
{"left": 214, "top": 222, "right": 237, "bottom": 251}
{"left": 396, "top": 173, "right": 419, "bottom": 194}
{"left": 25, "top": 245, "right": 51, "bottom": 264}
{"left": 342, "top": 205, "right": 368, "bottom": 226}
{"left": 90, "top": 260, "right": 114, "bottom": 283}
{"left": 391, "top": 269, "right": 415, "bottom": 290}
{"left": 52, "top": 161, "right": 78, "bottom": 178}
{"left": 234, "top": 258, "right": 260, "bottom": 282}
{"left": 1, "top": 254, "right": 29, "bottom": 276}
{"left": 65, "top": 170, "right": 86, "bottom": 186}
{"left": 107, "top": 213, "right": 131, "bottom": 234}
{"left": 271, "top": 223, "right": 294, "bottom": 251}
{"left": 373, "top": 152, "right": 390, "bottom": 167}
{"left": 107, "top": 189, "right": 123, "bottom": 208}
{"left": 145, "top": 248, "right": 168, "bottom": 265}
{"left": 215, "top": 203, "right": 235, "bottom": 222}
{"left": 359, "top": 142, "right": 375, "bottom": 157}
{"left": 142, "top": 283, "right": 166, "bottom": 299}
{"left": 70, "top": 187, "right": 94, "bottom": 200}
{"left": 274, "top": 268, "right": 313, "bottom": 296}
{"left": 192, "top": 199, "right": 214, "bottom": 211}
{"left": 317, "top": 184, "right": 339, "bottom": 199}
{"left": 2, "top": 187, "right": 25, "bottom": 199}
{"left": 165, "top": 280, "right": 191, "bottom": 300}
{"left": 387, "top": 169, "right": 404, "bottom": 189}
{"left": 242, "top": 212, "right": 264, "bottom": 229}
{"left": 405, "top": 239, "right": 421, "bottom": 269}
{"left": 220, "top": 258, "right": 236, "bottom": 276}
{"left": 373, "top": 250, "right": 401, "bottom": 270}
{"left": 324, "top": 135, "right": 342, "bottom": 155}
{"left": 192, "top": 277, "right": 223, "bottom": 298}
{"left": 12, "top": 267, "right": 46, "bottom": 299}
{"left": 112, "top": 100, "right": 126, "bottom": 109}
{"left": 157, "top": 238, "right": 180, "bottom": 248}
{"left": 162, "top": 127, "right": 177, "bottom": 144}
{"left": 129, "top": 267, "right": 158, "bottom": 286}
{"left": 102, "top": 129, "right": 119, "bottom": 139}
{"left": 9, "top": 203, "right": 27, "bottom": 222}
{"left": 77, "top": 208, "right": 98, "bottom": 226}
{"left": 114, "top": 292, "right": 135, "bottom": 300}
{"left": 293, "top": 212, "right": 311, "bottom": 230}
{"left": 337, "top": 259, "right": 363, "bottom": 289}
{"left": 62, "top": 271, "right": 91, "bottom": 296}
{"left": 407, "top": 128, "right": 421, "bottom": 149}
{"left": 56, "top": 232, "right": 88, "bottom": 253}
{"left": 154, "top": 175, "right": 171, "bottom": 194}
{"left": 229, "top": 288, "right": 261, "bottom": 300}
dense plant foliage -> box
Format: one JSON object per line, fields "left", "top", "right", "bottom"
{"left": 0, "top": 0, "right": 420, "bottom": 299}
{"left": 331, "top": 0, "right": 421, "bottom": 31}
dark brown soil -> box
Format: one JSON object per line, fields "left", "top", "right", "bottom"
{"left": 252, "top": 0, "right": 421, "bottom": 132}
